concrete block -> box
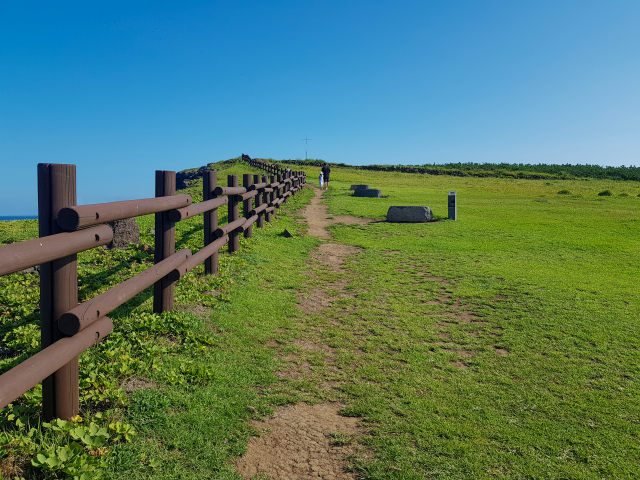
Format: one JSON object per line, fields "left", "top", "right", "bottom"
{"left": 354, "top": 189, "right": 382, "bottom": 198}
{"left": 350, "top": 185, "right": 370, "bottom": 190}
{"left": 387, "top": 206, "right": 433, "bottom": 223}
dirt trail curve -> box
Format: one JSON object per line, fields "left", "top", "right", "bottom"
{"left": 236, "top": 188, "right": 370, "bottom": 480}
{"left": 302, "top": 187, "right": 372, "bottom": 238}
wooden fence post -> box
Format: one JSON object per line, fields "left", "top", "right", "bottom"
{"left": 276, "top": 173, "right": 283, "bottom": 210}
{"left": 243, "top": 174, "right": 253, "bottom": 238}
{"left": 266, "top": 175, "right": 274, "bottom": 222}
{"left": 153, "top": 170, "right": 176, "bottom": 313}
{"left": 284, "top": 171, "right": 290, "bottom": 203}
{"left": 38, "top": 163, "right": 79, "bottom": 420}
{"left": 228, "top": 175, "right": 239, "bottom": 252}
{"left": 203, "top": 171, "right": 218, "bottom": 275}
{"left": 255, "top": 174, "right": 264, "bottom": 228}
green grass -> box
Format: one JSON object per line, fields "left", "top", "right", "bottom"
{"left": 275, "top": 166, "right": 640, "bottom": 478}
{"left": 2, "top": 158, "right": 639, "bottom": 478}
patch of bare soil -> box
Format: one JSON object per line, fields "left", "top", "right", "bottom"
{"left": 319, "top": 381, "right": 342, "bottom": 389}
{"left": 493, "top": 346, "right": 510, "bottom": 356}
{"left": 311, "top": 244, "right": 362, "bottom": 272}
{"left": 298, "top": 243, "right": 361, "bottom": 316}
{"left": 275, "top": 363, "right": 312, "bottom": 379}
{"left": 299, "top": 288, "right": 334, "bottom": 314}
{"left": 425, "top": 298, "right": 444, "bottom": 305}
{"left": 293, "top": 339, "right": 335, "bottom": 356}
{"left": 236, "top": 403, "right": 360, "bottom": 480}
{"left": 0, "top": 456, "right": 23, "bottom": 479}
{"left": 177, "top": 304, "right": 211, "bottom": 317}
{"left": 446, "top": 349, "right": 475, "bottom": 357}
{"left": 454, "top": 311, "right": 483, "bottom": 323}
{"left": 302, "top": 188, "right": 373, "bottom": 239}
{"left": 450, "top": 360, "right": 469, "bottom": 369}
{"left": 121, "top": 377, "right": 157, "bottom": 392}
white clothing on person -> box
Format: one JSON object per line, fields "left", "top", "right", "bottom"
{"left": 319, "top": 172, "right": 324, "bottom": 187}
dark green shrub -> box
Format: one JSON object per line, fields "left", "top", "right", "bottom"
{"left": 557, "top": 190, "right": 571, "bottom": 195}
{"left": 598, "top": 190, "right": 613, "bottom": 196}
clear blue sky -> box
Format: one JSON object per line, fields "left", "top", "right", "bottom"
{"left": 1, "top": 1, "right": 639, "bottom": 214}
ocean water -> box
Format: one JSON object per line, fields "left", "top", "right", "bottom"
{"left": 0, "top": 216, "right": 38, "bottom": 221}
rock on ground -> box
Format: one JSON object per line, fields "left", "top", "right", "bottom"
{"left": 107, "top": 218, "right": 140, "bottom": 249}
{"left": 353, "top": 189, "right": 382, "bottom": 198}
{"left": 387, "top": 206, "right": 433, "bottom": 223}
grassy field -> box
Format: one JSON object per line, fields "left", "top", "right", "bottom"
{"left": 1, "top": 159, "right": 639, "bottom": 479}
{"left": 281, "top": 165, "right": 640, "bottom": 478}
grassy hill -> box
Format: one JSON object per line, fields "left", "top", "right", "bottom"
{"left": 1, "top": 158, "right": 639, "bottom": 479}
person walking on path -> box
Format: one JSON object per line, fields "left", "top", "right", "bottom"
{"left": 321, "top": 164, "right": 331, "bottom": 190}
{"left": 319, "top": 170, "right": 324, "bottom": 188}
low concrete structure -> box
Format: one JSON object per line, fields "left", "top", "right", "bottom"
{"left": 354, "top": 189, "right": 382, "bottom": 198}
{"left": 350, "top": 185, "right": 370, "bottom": 190}
{"left": 387, "top": 206, "right": 433, "bottom": 223}
{"left": 448, "top": 191, "right": 457, "bottom": 221}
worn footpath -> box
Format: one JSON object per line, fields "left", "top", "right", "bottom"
{"left": 236, "top": 188, "right": 371, "bottom": 480}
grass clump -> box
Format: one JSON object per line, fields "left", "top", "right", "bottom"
{"left": 326, "top": 432, "right": 356, "bottom": 446}
{"left": 557, "top": 189, "right": 571, "bottom": 195}
{"left": 598, "top": 189, "right": 613, "bottom": 196}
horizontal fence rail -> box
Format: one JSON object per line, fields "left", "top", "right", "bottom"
{"left": 0, "top": 225, "right": 113, "bottom": 277}
{"left": 213, "top": 186, "right": 246, "bottom": 196}
{"left": 58, "top": 249, "right": 192, "bottom": 336}
{"left": 0, "top": 317, "right": 113, "bottom": 410}
{"left": 166, "top": 234, "right": 229, "bottom": 283}
{"left": 169, "top": 196, "right": 228, "bottom": 222}
{"left": 0, "top": 157, "right": 306, "bottom": 419}
{"left": 58, "top": 195, "right": 193, "bottom": 230}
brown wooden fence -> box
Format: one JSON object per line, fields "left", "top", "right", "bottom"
{"left": 0, "top": 161, "right": 307, "bottom": 420}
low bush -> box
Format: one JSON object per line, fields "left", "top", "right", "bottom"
{"left": 598, "top": 190, "right": 613, "bottom": 196}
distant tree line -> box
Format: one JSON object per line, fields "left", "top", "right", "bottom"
{"left": 273, "top": 159, "right": 640, "bottom": 181}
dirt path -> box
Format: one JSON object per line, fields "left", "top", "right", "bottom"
{"left": 301, "top": 187, "right": 372, "bottom": 239}
{"left": 235, "top": 188, "right": 495, "bottom": 479}
{"left": 236, "top": 403, "right": 359, "bottom": 480}
{"left": 236, "top": 188, "right": 368, "bottom": 480}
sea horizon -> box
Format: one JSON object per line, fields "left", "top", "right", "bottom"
{"left": 0, "top": 215, "right": 38, "bottom": 221}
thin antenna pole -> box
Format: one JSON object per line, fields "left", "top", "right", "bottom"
{"left": 302, "top": 136, "right": 311, "bottom": 160}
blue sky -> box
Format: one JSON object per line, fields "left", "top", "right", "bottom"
{"left": 1, "top": 1, "right": 639, "bottom": 214}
